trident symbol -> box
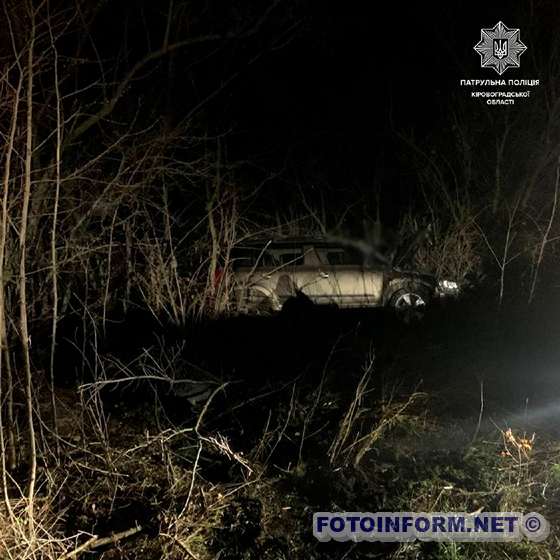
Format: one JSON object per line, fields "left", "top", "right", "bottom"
{"left": 494, "top": 39, "right": 508, "bottom": 59}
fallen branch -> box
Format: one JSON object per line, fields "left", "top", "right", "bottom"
{"left": 60, "top": 525, "right": 143, "bottom": 560}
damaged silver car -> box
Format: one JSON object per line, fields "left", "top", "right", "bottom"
{"left": 232, "top": 237, "right": 460, "bottom": 314}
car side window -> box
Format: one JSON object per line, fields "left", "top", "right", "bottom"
{"left": 260, "top": 250, "right": 278, "bottom": 267}
{"left": 273, "top": 248, "right": 304, "bottom": 266}
{"left": 234, "top": 245, "right": 307, "bottom": 268}
{"left": 232, "top": 248, "right": 257, "bottom": 269}
{"left": 319, "top": 247, "right": 364, "bottom": 266}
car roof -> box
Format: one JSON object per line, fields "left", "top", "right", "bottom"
{"left": 236, "top": 236, "right": 335, "bottom": 248}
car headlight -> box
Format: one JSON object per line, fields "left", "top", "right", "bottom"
{"left": 438, "top": 279, "right": 459, "bottom": 292}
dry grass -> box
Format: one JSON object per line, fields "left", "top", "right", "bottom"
{"left": 0, "top": 345, "right": 558, "bottom": 559}
{"left": 398, "top": 210, "right": 483, "bottom": 284}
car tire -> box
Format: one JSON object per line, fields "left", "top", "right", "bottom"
{"left": 255, "top": 295, "right": 276, "bottom": 315}
{"left": 245, "top": 288, "right": 276, "bottom": 315}
{"left": 388, "top": 285, "right": 430, "bottom": 322}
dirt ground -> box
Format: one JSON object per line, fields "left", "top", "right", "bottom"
{"left": 9, "top": 294, "right": 560, "bottom": 559}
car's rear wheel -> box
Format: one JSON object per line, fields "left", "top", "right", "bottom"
{"left": 246, "top": 289, "right": 276, "bottom": 315}
{"left": 389, "top": 286, "right": 430, "bottom": 322}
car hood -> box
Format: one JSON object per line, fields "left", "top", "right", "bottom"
{"left": 389, "top": 267, "right": 437, "bottom": 285}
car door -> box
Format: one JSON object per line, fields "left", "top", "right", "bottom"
{"left": 265, "top": 245, "right": 307, "bottom": 304}
{"left": 293, "top": 245, "right": 334, "bottom": 303}
{"left": 315, "top": 246, "right": 384, "bottom": 307}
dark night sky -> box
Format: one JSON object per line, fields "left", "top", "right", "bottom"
{"left": 90, "top": 0, "right": 560, "bottom": 222}
{"left": 216, "top": 2, "right": 555, "bottom": 205}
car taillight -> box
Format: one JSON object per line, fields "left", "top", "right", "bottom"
{"left": 214, "top": 266, "right": 224, "bottom": 287}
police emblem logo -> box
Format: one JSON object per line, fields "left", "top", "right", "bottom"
{"left": 474, "top": 21, "right": 526, "bottom": 75}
